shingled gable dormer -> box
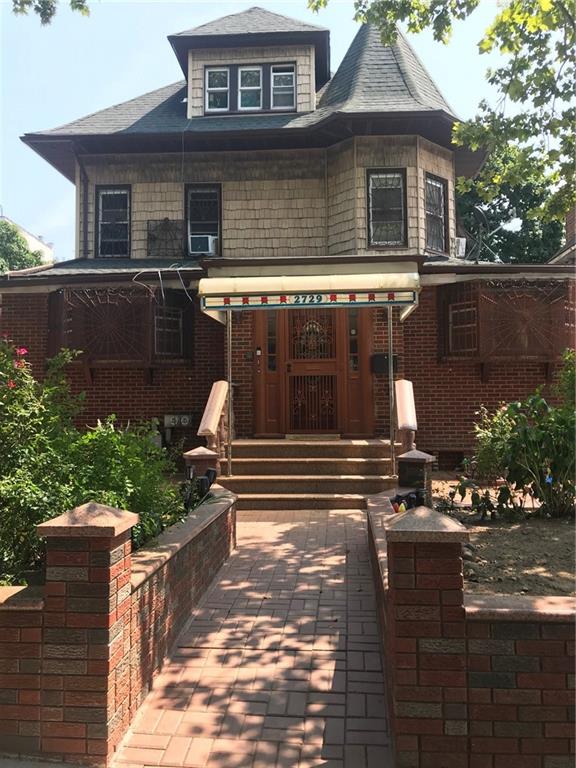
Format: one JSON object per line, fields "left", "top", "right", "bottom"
{"left": 168, "top": 7, "right": 330, "bottom": 119}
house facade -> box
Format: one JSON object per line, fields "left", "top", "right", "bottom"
{"left": 2, "top": 7, "right": 574, "bottom": 463}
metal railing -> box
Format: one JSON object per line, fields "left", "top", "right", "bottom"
{"left": 147, "top": 219, "right": 186, "bottom": 260}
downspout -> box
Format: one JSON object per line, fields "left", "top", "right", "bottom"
{"left": 75, "top": 150, "right": 89, "bottom": 260}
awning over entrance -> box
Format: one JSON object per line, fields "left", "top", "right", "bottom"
{"left": 198, "top": 272, "right": 419, "bottom": 312}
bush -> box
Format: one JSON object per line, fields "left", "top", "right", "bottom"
{"left": 472, "top": 349, "right": 575, "bottom": 519}
{"left": 0, "top": 338, "right": 194, "bottom": 583}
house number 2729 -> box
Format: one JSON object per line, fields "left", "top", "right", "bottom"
{"left": 293, "top": 294, "right": 323, "bottom": 304}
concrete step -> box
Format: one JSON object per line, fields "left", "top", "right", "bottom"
{"left": 229, "top": 457, "right": 393, "bottom": 476}
{"left": 231, "top": 439, "right": 396, "bottom": 459}
{"left": 235, "top": 493, "right": 368, "bottom": 510}
{"left": 219, "top": 474, "right": 396, "bottom": 496}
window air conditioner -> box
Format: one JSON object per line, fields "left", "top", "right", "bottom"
{"left": 453, "top": 237, "right": 467, "bottom": 259}
{"left": 189, "top": 234, "right": 218, "bottom": 255}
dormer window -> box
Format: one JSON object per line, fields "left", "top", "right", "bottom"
{"left": 205, "top": 68, "right": 229, "bottom": 112}
{"left": 271, "top": 64, "right": 295, "bottom": 109}
{"left": 238, "top": 67, "right": 262, "bottom": 110}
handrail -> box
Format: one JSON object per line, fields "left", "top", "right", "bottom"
{"left": 198, "top": 380, "right": 229, "bottom": 458}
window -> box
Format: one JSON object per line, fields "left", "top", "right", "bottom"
{"left": 367, "top": 171, "right": 406, "bottom": 246}
{"left": 271, "top": 64, "right": 295, "bottom": 109}
{"left": 96, "top": 187, "right": 130, "bottom": 257}
{"left": 425, "top": 175, "right": 448, "bottom": 252}
{"left": 205, "top": 68, "right": 229, "bottom": 112}
{"left": 155, "top": 305, "right": 183, "bottom": 357}
{"left": 448, "top": 302, "right": 478, "bottom": 355}
{"left": 186, "top": 185, "right": 220, "bottom": 255}
{"left": 238, "top": 66, "right": 262, "bottom": 110}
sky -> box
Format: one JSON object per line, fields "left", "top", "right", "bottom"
{"left": 0, "top": 0, "right": 503, "bottom": 262}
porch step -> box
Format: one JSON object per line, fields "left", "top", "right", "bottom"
{"left": 229, "top": 457, "right": 393, "bottom": 476}
{"left": 235, "top": 494, "right": 368, "bottom": 511}
{"left": 220, "top": 474, "right": 396, "bottom": 496}
{"left": 231, "top": 439, "right": 396, "bottom": 459}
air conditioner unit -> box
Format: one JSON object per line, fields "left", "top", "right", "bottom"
{"left": 189, "top": 234, "right": 218, "bottom": 255}
{"left": 453, "top": 237, "right": 467, "bottom": 259}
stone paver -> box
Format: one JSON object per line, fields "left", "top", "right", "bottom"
{"left": 114, "top": 510, "right": 393, "bottom": 768}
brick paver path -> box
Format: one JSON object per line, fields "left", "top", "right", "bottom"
{"left": 114, "top": 510, "right": 393, "bottom": 768}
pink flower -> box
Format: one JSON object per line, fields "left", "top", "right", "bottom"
{"left": 15, "top": 347, "right": 28, "bottom": 356}
{"left": 7, "top": 380, "right": 16, "bottom": 389}
{"left": 14, "top": 360, "right": 25, "bottom": 369}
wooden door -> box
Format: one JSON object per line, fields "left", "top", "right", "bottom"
{"left": 254, "top": 309, "right": 374, "bottom": 436}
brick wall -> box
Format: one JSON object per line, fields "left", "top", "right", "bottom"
{"left": 0, "top": 494, "right": 236, "bottom": 766}
{"left": 403, "top": 286, "right": 561, "bottom": 457}
{"left": 0, "top": 292, "right": 225, "bottom": 442}
{"left": 367, "top": 502, "right": 576, "bottom": 768}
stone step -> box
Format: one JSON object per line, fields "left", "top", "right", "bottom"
{"left": 231, "top": 439, "right": 396, "bottom": 459}
{"left": 219, "top": 474, "right": 396, "bottom": 496}
{"left": 235, "top": 494, "right": 368, "bottom": 510}
{"left": 228, "top": 457, "right": 393, "bottom": 476}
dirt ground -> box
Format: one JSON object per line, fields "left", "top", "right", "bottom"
{"left": 433, "top": 472, "right": 575, "bottom": 596}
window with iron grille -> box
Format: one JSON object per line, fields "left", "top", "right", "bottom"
{"left": 186, "top": 185, "right": 220, "bottom": 255}
{"left": 155, "top": 305, "right": 184, "bottom": 357}
{"left": 96, "top": 187, "right": 130, "bottom": 257}
{"left": 448, "top": 302, "right": 478, "bottom": 355}
{"left": 367, "top": 170, "right": 406, "bottom": 247}
{"left": 425, "top": 175, "right": 448, "bottom": 252}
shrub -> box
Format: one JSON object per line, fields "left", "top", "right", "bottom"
{"left": 0, "top": 337, "right": 195, "bottom": 583}
{"left": 472, "top": 350, "right": 575, "bottom": 519}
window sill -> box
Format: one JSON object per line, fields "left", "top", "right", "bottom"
{"left": 202, "top": 109, "right": 296, "bottom": 117}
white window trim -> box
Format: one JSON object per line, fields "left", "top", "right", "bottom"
{"left": 238, "top": 66, "right": 263, "bottom": 111}
{"left": 205, "top": 67, "right": 230, "bottom": 113}
{"left": 271, "top": 64, "right": 296, "bottom": 111}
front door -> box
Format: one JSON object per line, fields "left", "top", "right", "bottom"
{"left": 254, "top": 308, "right": 374, "bottom": 437}
{"left": 285, "top": 309, "right": 341, "bottom": 433}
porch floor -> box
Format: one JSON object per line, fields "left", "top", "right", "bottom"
{"left": 113, "top": 510, "right": 394, "bottom": 768}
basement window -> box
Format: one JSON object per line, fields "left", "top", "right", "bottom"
{"left": 205, "top": 68, "right": 229, "bottom": 112}
{"left": 367, "top": 170, "right": 406, "bottom": 247}
{"left": 96, "top": 187, "right": 130, "bottom": 257}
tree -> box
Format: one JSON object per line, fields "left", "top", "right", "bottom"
{"left": 309, "top": 0, "right": 575, "bottom": 223}
{"left": 0, "top": 220, "right": 43, "bottom": 274}
{"left": 12, "top": 0, "right": 88, "bottom": 25}
{"left": 457, "top": 147, "right": 563, "bottom": 263}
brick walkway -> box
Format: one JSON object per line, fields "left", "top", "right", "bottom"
{"left": 114, "top": 510, "right": 393, "bottom": 768}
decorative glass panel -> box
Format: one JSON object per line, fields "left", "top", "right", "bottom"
{"left": 240, "top": 69, "right": 261, "bottom": 88}
{"left": 206, "top": 68, "right": 229, "bottom": 111}
{"left": 207, "top": 70, "right": 228, "bottom": 89}
{"left": 272, "top": 65, "right": 295, "bottom": 109}
{"left": 267, "top": 311, "right": 277, "bottom": 372}
{"left": 349, "top": 309, "right": 359, "bottom": 371}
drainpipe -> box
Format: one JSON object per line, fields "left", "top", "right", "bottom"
{"left": 387, "top": 305, "right": 396, "bottom": 476}
{"left": 226, "top": 309, "right": 233, "bottom": 477}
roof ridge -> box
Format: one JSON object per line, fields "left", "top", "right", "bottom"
{"left": 173, "top": 6, "right": 327, "bottom": 37}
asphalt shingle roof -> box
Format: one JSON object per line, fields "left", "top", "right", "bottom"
{"left": 2, "top": 259, "right": 202, "bottom": 281}
{"left": 28, "top": 23, "right": 455, "bottom": 142}
{"left": 171, "top": 6, "right": 327, "bottom": 37}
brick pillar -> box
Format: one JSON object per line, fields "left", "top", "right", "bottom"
{"left": 37, "top": 502, "right": 138, "bottom": 766}
{"left": 385, "top": 506, "right": 469, "bottom": 768}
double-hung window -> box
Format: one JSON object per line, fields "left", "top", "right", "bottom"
{"left": 205, "top": 68, "right": 229, "bottom": 112}
{"left": 155, "top": 304, "right": 184, "bottom": 357}
{"left": 271, "top": 64, "right": 295, "bottom": 109}
{"left": 186, "top": 184, "right": 221, "bottom": 255}
{"left": 96, "top": 187, "right": 130, "bottom": 257}
{"left": 367, "top": 170, "right": 406, "bottom": 247}
{"left": 238, "top": 66, "right": 262, "bottom": 110}
{"left": 425, "top": 175, "right": 448, "bottom": 252}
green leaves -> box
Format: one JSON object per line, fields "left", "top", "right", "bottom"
{"left": 309, "top": 0, "right": 575, "bottom": 222}
{"left": 0, "top": 221, "right": 43, "bottom": 273}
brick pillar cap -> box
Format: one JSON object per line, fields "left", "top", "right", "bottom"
{"left": 385, "top": 506, "right": 468, "bottom": 543}
{"left": 37, "top": 501, "right": 139, "bottom": 538}
{"left": 183, "top": 446, "right": 219, "bottom": 460}
{"left": 398, "top": 449, "right": 435, "bottom": 464}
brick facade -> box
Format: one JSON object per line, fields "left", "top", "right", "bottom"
{"left": 0, "top": 285, "right": 566, "bottom": 455}
{"left": 0, "top": 495, "right": 236, "bottom": 766}
{"left": 368, "top": 501, "right": 575, "bottom": 768}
